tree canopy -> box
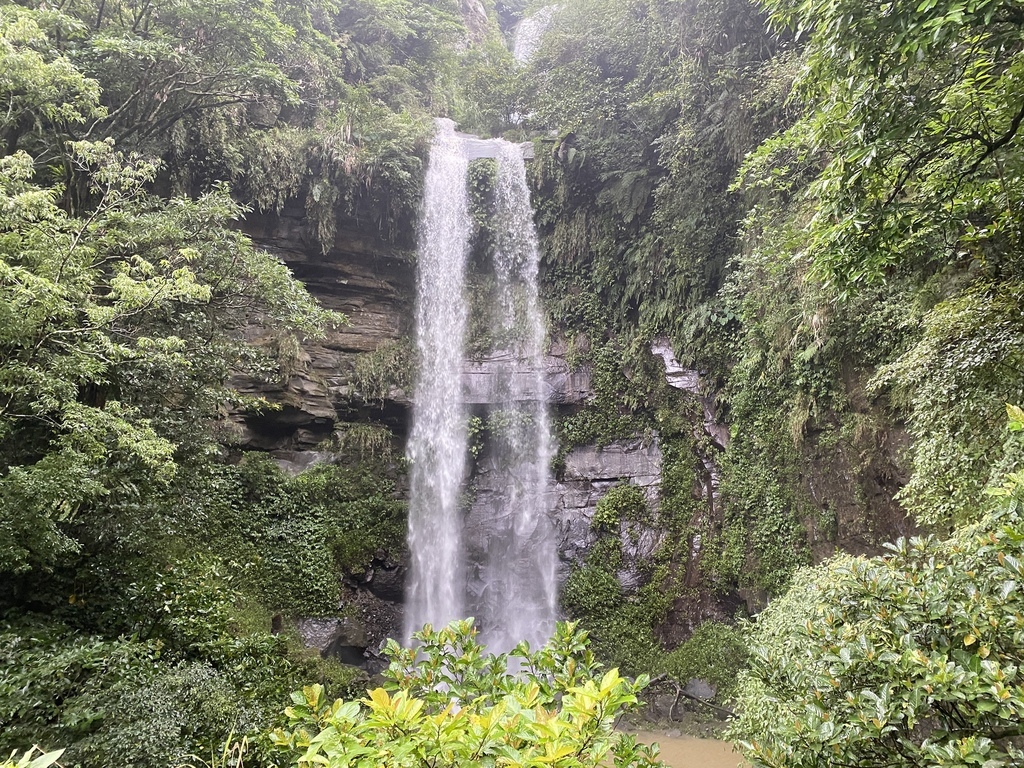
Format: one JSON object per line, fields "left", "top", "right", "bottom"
{"left": 746, "top": 0, "right": 1024, "bottom": 290}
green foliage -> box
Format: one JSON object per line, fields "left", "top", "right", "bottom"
{"left": 563, "top": 563, "right": 624, "bottom": 616}
{"left": 699, "top": 238, "right": 823, "bottom": 594}
{"left": 731, "top": 470, "right": 1024, "bottom": 768}
{"left": 592, "top": 484, "right": 647, "bottom": 531}
{"left": 0, "top": 137, "right": 338, "bottom": 575}
{"left": 454, "top": 37, "right": 527, "bottom": 136}
{"left": 0, "top": 0, "right": 495, "bottom": 252}
{"left": 468, "top": 157, "right": 497, "bottom": 266}
{"left": 528, "top": 0, "right": 838, "bottom": 605}
{"left": 873, "top": 282, "right": 1024, "bottom": 528}
{"left": 327, "top": 423, "right": 396, "bottom": 460}
{"left": 533, "top": 0, "right": 1024, "bottom": 598}
{"left": 0, "top": 3, "right": 507, "bottom": 764}
{"left": 238, "top": 99, "right": 431, "bottom": 250}
{"left": 696, "top": 189, "right": 922, "bottom": 594}
{"left": 46, "top": 459, "right": 291, "bottom": 620}
{"left": 352, "top": 338, "right": 413, "bottom": 406}
{"left": 0, "top": 447, "right": 398, "bottom": 765}
{"left": 0, "top": 612, "right": 361, "bottom": 768}
{"left": 175, "top": 455, "right": 406, "bottom": 615}
{"left": 129, "top": 554, "right": 241, "bottom": 654}
{"left": 654, "top": 431, "right": 700, "bottom": 528}
{"left": 721, "top": 0, "right": 1024, "bottom": 540}
{"left": 0, "top": 620, "right": 257, "bottom": 767}
{"left": 0, "top": 749, "right": 64, "bottom": 768}
{"left": 658, "top": 622, "right": 748, "bottom": 702}
{"left": 562, "top": 488, "right": 673, "bottom": 675}
{"left": 270, "top": 619, "right": 664, "bottom": 768}
{"left": 747, "top": 0, "right": 1024, "bottom": 290}
{"left": 529, "top": 0, "right": 790, "bottom": 355}
{"left": 557, "top": 341, "right": 664, "bottom": 451}
{"left": 563, "top": 572, "right": 671, "bottom": 675}
{"left": 0, "top": 6, "right": 102, "bottom": 156}
{"left": 711, "top": 430, "right": 811, "bottom": 597}
{"left": 557, "top": 348, "right": 717, "bottom": 674}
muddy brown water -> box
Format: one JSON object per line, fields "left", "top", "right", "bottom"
{"left": 633, "top": 732, "right": 748, "bottom": 768}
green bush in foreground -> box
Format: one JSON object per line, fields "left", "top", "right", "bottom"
{"left": 731, "top": 468, "right": 1024, "bottom": 768}
{"left": 0, "top": 750, "right": 63, "bottom": 768}
{"left": 270, "top": 620, "right": 664, "bottom": 768}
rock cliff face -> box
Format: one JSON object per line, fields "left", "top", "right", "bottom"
{"left": 553, "top": 439, "right": 665, "bottom": 590}
{"left": 462, "top": 344, "right": 592, "bottom": 406}
{"left": 237, "top": 209, "right": 911, "bottom": 666}
{"left": 235, "top": 206, "right": 415, "bottom": 467}
{"left": 463, "top": 435, "right": 664, "bottom": 608}
{"left": 233, "top": 205, "right": 680, "bottom": 658}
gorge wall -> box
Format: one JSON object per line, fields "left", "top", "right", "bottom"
{"left": 233, "top": 197, "right": 911, "bottom": 668}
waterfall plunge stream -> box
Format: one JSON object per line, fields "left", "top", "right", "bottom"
{"left": 404, "top": 119, "right": 472, "bottom": 637}
{"left": 404, "top": 122, "right": 557, "bottom": 651}
{"left": 512, "top": 6, "right": 559, "bottom": 64}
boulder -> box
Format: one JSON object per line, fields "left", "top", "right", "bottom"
{"left": 684, "top": 678, "right": 717, "bottom": 701}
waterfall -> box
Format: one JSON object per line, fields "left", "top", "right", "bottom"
{"left": 404, "top": 118, "right": 471, "bottom": 640}
{"left": 512, "top": 5, "right": 558, "bottom": 64}
{"left": 405, "top": 123, "right": 556, "bottom": 652}
{"left": 474, "top": 142, "right": 557, "bottom": 651}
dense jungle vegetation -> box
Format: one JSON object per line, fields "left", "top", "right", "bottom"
{"left": 2, "top": 0, "right": 1024, "bottom": 765}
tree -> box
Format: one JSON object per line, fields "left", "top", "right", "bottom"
{"left": 730, "top": 463, "right": 1024, "bottom": 768}
{"left": 0, "top": 3, "right": 347, "bottom": 575}
{"left": 0, "top": 137, "right": 337, "bottom": 574}
{"left": 746, "top": 0, "right": 1024, "bottom": 290}
{"left": 0, "top": 6, "right": 102, "bottom": 158}
{"left": 733, "top": 0, "right": 1024, "bottom": 529}
{"left": 270, "top": 620, "right": 665, "bottom": 768}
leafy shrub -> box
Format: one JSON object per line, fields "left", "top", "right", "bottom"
{"left": 270, "top": 620, "right": 665, "bottom": 768}
{"left": 562, "top": 565, "right": 669, "bottom": 674}
{"left": 657, "top": 622, "right": 748, "bottom": 702}
{"left": 175, "top": 455, "right": 406, "bottom": 615}
{"left": 874, "top": 283, "right": 1024, "bottom": 528}
{"left": 562, "top": 431, "right": 703, "bottom": 675}
{"left": 351, "top": 340, "right": 413, "bottom": 406}
{"left": 593, "top": 484, "right": 648, "bottom": 531}
{"left": 0, "top": 621, "right": 264, "bottom": 768}
{"left": 730, "top": 469, "right": 1024, "bottom": 768}
{"left": 0, "top": 614, "right": 362, "bottom": 768}
{"left": 0, "top": 750, "right": 63, "bottom": 768}
{"left": 0, "top": 624, "right": 151, "bottom": 761}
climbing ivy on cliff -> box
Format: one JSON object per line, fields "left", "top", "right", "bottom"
{"left": 735, "top": 0, "right": 1024, "bottom": 529}
{"left": 528, "top": 0, "right": 792, "bottom": 359}
{"left": 527, "top": 0, "right": 831, "bottom": 622}
{"left": 531, "top": 0, "right": 1024, "bottom": 595}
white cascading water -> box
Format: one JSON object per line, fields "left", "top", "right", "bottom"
{"left": 474, "top": 141, "right": 557, "bottom": 651}
{"left": 404, "top": 118, "right": 472, "bottom": 641}
{"left": 405, "top": 122, "right": 557, "bottom": 652}
{"left": 512, "top": 5, "right": 559, "bottom": 64}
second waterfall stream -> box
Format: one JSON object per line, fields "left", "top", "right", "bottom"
{"left": 404, "top": 119, "right": 558, "bottom": 652}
